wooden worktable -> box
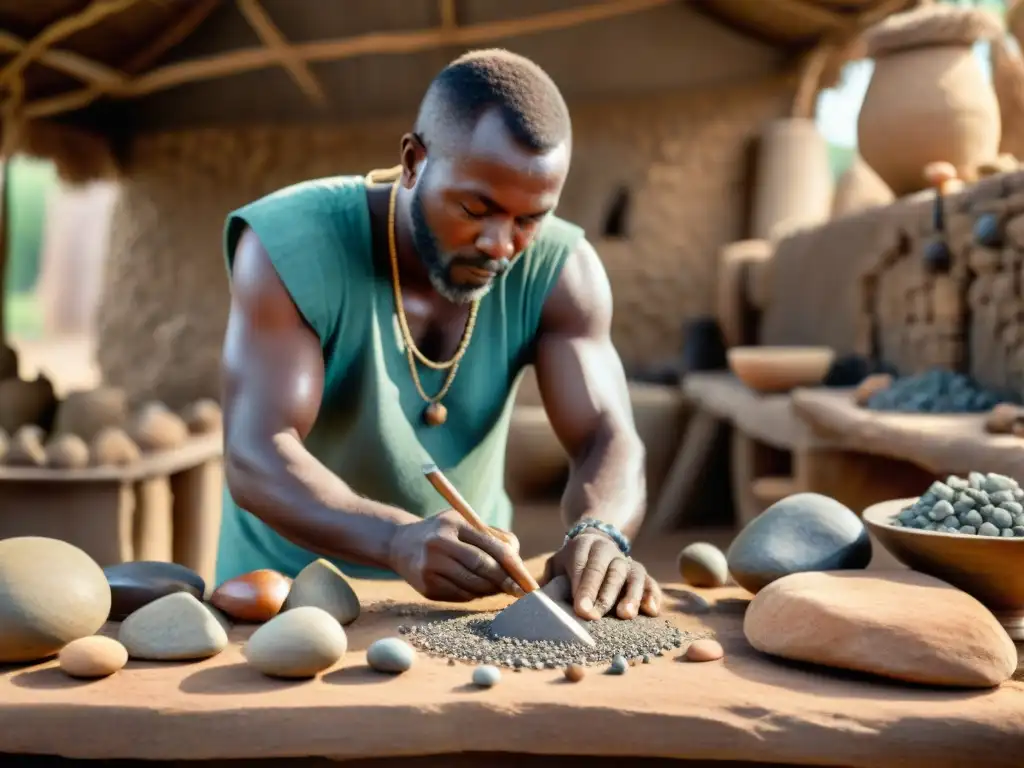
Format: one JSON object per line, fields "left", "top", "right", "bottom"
{"left": 0, "top": 551, "right": 1020, "bottom": 768}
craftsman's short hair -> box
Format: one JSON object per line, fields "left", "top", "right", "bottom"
{"left": 417, "top": 49, "right": 571, "bottom": 152}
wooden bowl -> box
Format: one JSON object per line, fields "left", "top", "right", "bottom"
{"left": 726, "top": 346, "right": 835, "bottom": 393}
{"left": 863, "top": 497, "right": 1024, "bottom": 640}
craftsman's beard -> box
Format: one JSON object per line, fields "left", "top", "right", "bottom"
{"left": 410, "top": 186, "right": 498, "bottom": 305}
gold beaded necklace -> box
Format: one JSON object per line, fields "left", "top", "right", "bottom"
{"left": 387, "top": 180, "right": 480, "bottom": 426}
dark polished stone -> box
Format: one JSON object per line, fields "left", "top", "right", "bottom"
{"left": 103, "top": 561, "right": 206, "bottom": 621}
{"left": 726, "top": 492, "right": 872, "bottom": 595}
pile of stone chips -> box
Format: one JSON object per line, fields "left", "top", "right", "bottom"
{"left": 892, "top": 472, "right": 1024, "bottom": 537}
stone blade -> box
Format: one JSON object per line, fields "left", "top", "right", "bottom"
{"left": 489, "top": 589, "right": 596, "bottom": 647}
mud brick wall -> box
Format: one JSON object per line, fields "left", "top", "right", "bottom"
{"left": 96, "top": 76, "right": 794, "bottom": 407}
{"left": 758, "top": 191, "right": 932, "bottom": 357}
{"left": 759, "top": 169, "right": 1024, "bottom": 399}
{"left": 956, "top": 173, "right": 1024, "bottom": 396}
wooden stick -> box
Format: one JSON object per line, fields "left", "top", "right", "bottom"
{"left": 122, "top": 0, "right": 221, "bottom": 73}
{"left": 21, "top": 0, "right": 220, "bottom": 120}
{"left": 23, "top": 0, "right": 674, "bottom": 117}
{"left": 422, "top": 463, "right": 539, "bottom": 594}
{"left": 439, "top": 0, "right": 458, "bottom": 31}
{"left": 0, "top": 31, "right": 127, "bottom": 88}
{"left": 0, "top": 0, "right": 140, "bottom": 88}
{"left": 236, "top": 0, "right": 327, "bottom": 106}
{"left": 791, "top": 40, "right": 835, "bottom": 119}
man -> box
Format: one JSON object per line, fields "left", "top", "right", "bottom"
{"left": 218, "top": 48, "right": 662, "bottom": 622}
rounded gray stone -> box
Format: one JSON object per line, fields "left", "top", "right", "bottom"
{"left": 726, "top": 493, "right": 872, "bottom": 595}
{"left": 367, "top": 637, "right": 416, "bottom": 673}
{"left": 984, "top": 473, "right": 1016, "bottom": 493}
{"left": 472, "top": 664, "right": 501, "bottom": 688}
{"left": 990, "top": 508, "right": 1014, "bottom": 529}
{"left": 608, "top": 654, "right": 628, "bottom": 675}
{"left": 979, "top": 522, "right": 1001, "bottom": 537}
{"left": 1000, "top": 500, "right": 1023, "bottom": 516}
{"left": 928, "top": 500, "right": 954, "bottom": 521}
{"left": 676, "top": 542, "right": 729, "bottom": 588}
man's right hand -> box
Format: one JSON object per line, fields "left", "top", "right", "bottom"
{"left": 387, "top": 510, "right": 524, "bottom": 602}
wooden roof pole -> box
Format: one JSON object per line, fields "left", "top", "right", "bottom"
{"left": 236, "top": 0, "right": 327, "bottom": 106}
{"left": 0, "top": 0, "right": 139, "bottom": 90}
{"left": 0, "top": 30, "right": 127, "bottom": 89}
{"left": 23, "top": 0, "right": 675, "bottom": 118}
{"left": 440, "top": 0, "right": 458, "bottom": 32}
{"left": 11, "top": 0, "right": 220, "bottom": 124}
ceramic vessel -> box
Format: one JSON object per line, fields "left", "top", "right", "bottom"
{"left": 751, "top": 118, "right": 834, "bottom": 240}
{"left": 727, "top": 346, "right": 835, "bottom": 394}
{"left": 858, "top": 7, "right": 1003, "bottom": 195}
{"left": 863, "top": 497, "right": 1024, "bottom": 640}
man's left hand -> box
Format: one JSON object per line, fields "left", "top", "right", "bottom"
{"left": 541, "top": 530, "right": 661, "bottom": 621}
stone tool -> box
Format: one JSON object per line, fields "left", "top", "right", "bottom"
{"left": 421, "top": 463, "right": 596, "bottom": 646}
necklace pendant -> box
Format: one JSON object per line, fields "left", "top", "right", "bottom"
{"left": 424, "top": 402, "right": 448, "bottom": 426}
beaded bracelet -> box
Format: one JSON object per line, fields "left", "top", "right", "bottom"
{"left": 564, "top": 518, "right": 631, "bottom": 556}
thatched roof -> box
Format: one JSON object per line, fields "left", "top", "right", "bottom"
{"left": 0, "top": 0, "right": 922, "bottom": 180}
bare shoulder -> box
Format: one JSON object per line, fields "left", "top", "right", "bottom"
{"left": 540, "top": 236, "right": 613, "bottom": 337}
{"left": 229, "top": 226, "right": 304, "bottom": 326}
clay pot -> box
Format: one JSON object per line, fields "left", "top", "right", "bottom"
{"left": 727, "top": 346, "right": 835, "bottom": 394}
{"left": 53, "top": 386, "right": 129, "bottom": 443}
{"left": 751, "top": 118, "right": 834, "bottom": 240}
{"left": 0, "top": 345, "right": 17, "bottom": 381}
{"left": 858, "top": 7, "right": 1003, "bottom": 196}
{"left": 831, "top": 156, "right": 895, "bottom": 219}
{"left": 0, "top": 375, "right": 58, "bottom": 435}
{"left": 681, "top": 317, "right": 727, "bottom": 374}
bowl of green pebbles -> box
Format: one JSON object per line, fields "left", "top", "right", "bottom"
{"left": 863, "top": 472, "right": 1024, "bottom": 640}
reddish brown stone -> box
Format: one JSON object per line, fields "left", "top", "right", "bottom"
{"left": 210, "top": 569, "right": 292, "bottom": 623}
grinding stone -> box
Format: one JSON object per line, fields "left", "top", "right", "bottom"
{"left": 489, "top": 589, "right": 596, "bottom": 647}
{"left": 726, "top": 492, "right": 872, "bottom": 594}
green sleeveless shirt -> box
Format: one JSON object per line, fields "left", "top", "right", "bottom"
{"left": 215, "top": 174, "right": 583, "bottom": 585}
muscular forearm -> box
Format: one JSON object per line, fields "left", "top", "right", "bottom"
{"left": 226, "top": 429, "right": 420, "bottom": 569}
{"left": 560, "top": 418, "right": 646, "bottom": 540}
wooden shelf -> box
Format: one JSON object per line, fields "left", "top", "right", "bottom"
{"left": 0, "top": 432, "right": 222, "bottom": 483}
{"left": 682, "top": 372, "right": 834, "bottom": 451}
{"left": 791, "top": 388, "right": 1024, "bottom": 478}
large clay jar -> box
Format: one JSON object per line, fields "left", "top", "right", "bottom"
{"left": 0, "top": 375, "right": 57, "bottom": 435}
{"left": 751, "top": 118, "right": 834, "bottom": 240}
{"left": 858, "top": 5, "right": 1004, "bottom": 196}
{"left": 0, "top": 345, "right": 16, "bottom": 381}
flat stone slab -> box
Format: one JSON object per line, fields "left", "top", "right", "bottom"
{"left": 0, "top": 553, "right": 1020, "bottom": 767}
{"left": 791, "top": 388, "right": 1024, "bottom": 478}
